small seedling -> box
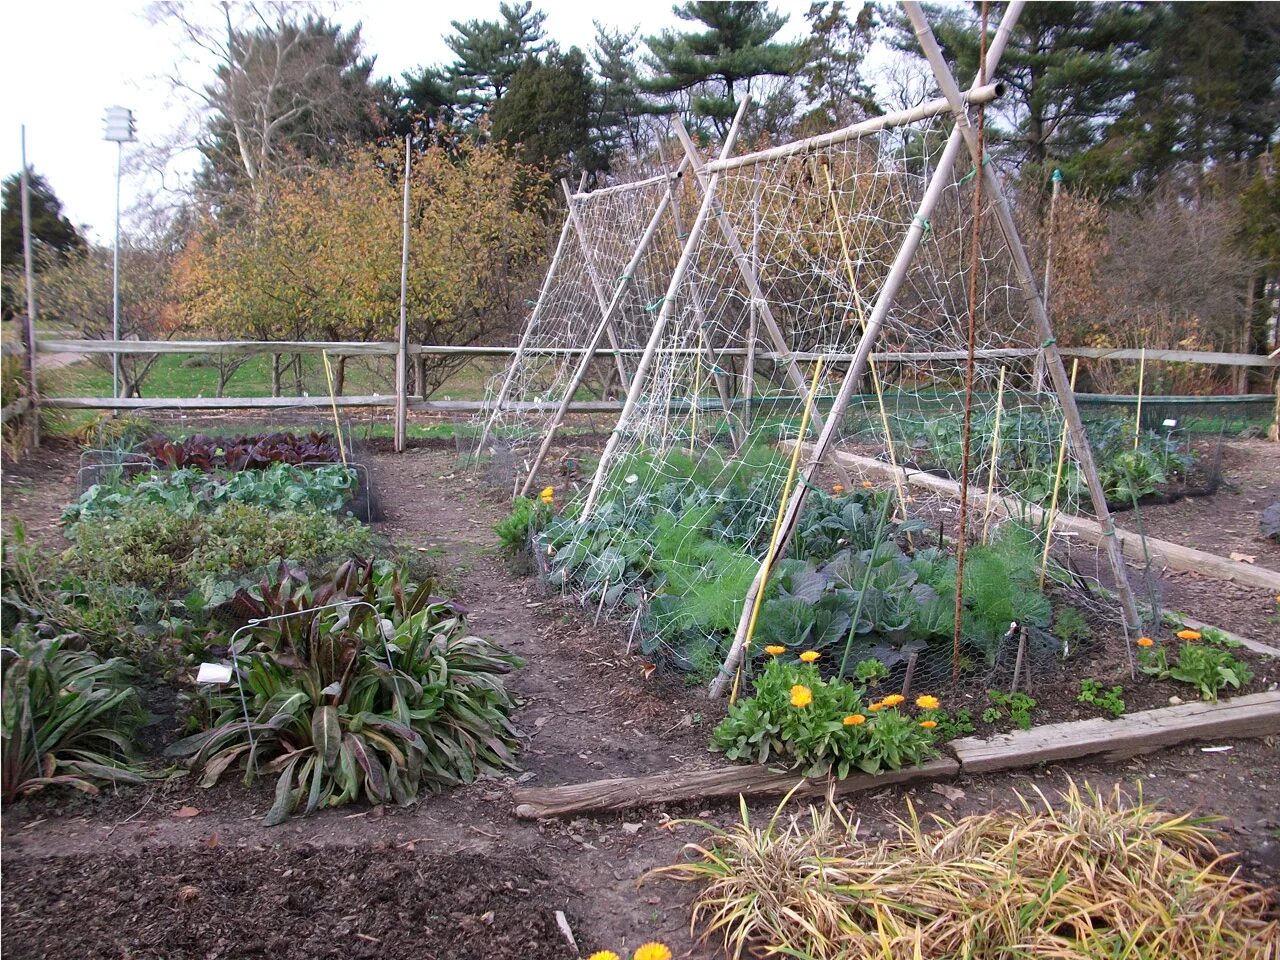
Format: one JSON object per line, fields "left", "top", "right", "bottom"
{"left": 986, "top": 690, "right": 1038, "bottom": 730}
{"left": 1077, "top": 679, "right": 1125, "bottom": 717}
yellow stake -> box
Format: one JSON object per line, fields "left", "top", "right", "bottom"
{"left": 321, "top": 350, "right": 348, "bottom": 466}
{"left": 690, "top": 328, "right": 704, "bottom": 456}
{"left": 1040, "top": 359, "right": 1079, "bottom": 588}
{"left": 981, "top": 365, "right": 1007, "bottom": 545}
{"left": 1133, "top": 346, "right": 1146, "bottom": 450}
{"left": 819, "top": 158, "right": 911, "bottom": 523}
{"left": 731, "top": 356, "right": 825, "bottom": 704}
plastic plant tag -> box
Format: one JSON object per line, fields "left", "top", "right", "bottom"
{"left": 1162, "top": 418, "right": 1178, "bottom": 428}
{"left": 196, "top": 662, "right": 234, "bottom": 684}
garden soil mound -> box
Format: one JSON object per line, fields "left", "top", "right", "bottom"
{"left": 3, "top": 844, "right": 577, "bottom": 960}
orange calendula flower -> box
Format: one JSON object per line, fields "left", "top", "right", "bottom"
{"left": 790, "top": 684, "right": 813, "bottom": 708}
{"left": 867, "top": 701, "right": 884, "bottom": 712}
{"left": 861, "top": 480, "right": 874, "bottom": 489}
{"left": 915, "top": 694, "right": 940, "bottom": 710}
{"left": 843, "top": 714, "right": 866, "bottom": 726}
{"left": 1136, "top": 636, "right": 1154, "bottom": 648}
{"left": 539, "top": 486, "right": 555, "bottom": 504}
{"left": 919, "top": 720, "right": 938, "bottom": 729}
{"left": 881, "top": 693, "right": 905, "bottom": 707}
{"left": 832, "top": 484, "right": 845, "bottom": 494}
{"left": 799, "top": 650, "right": 820, "bottom": 663}
{"left": 764, "top": 645, "right": 786, "bottom": 656}
{"left": 632, "top": 945, "right": 673, "bottom": 960}
{"left": 1176, "top": 629, "right": 1202, "bottom": 641}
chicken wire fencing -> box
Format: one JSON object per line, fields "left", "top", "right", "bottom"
{"left": 487, "top": 104, "right": 1142, "bottom": 697}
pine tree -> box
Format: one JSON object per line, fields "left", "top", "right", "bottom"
{"left": 491, "top": 47, "right": 597, "bottom": 180}
{"left": 591, "top": 22, "right": 652, "bottom": 159}
{"left": 439, "top": 1, "right": 547, "bottom": 120}
{"left": 799, "top": 1, "right": 882, "bottom": 133}
{"left": 644, "top": 1, "right": 803, "bottom": 136}
{"left": 1, "top": 169, "right": 84, "bottom": 269}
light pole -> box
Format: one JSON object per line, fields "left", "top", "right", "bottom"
{"left": 103, "top": 106, "right": 136, "bottom": 400}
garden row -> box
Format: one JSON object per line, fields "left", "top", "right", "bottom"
{"left": 1, "top": 429, "right": 523, "bottom": 824}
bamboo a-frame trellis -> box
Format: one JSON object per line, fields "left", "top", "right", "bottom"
{"left": 480, "top": 0, "right": 1144, "bottom": 699}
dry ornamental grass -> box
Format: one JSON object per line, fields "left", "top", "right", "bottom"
{"left": 651, "top": 781, "right": 1278, "bottom": 960}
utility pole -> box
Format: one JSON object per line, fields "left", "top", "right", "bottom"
{"left": 103, "top": 106, "right": 136, "bottom": 399}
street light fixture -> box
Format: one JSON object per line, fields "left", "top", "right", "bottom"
{"left": 103, "top": 105, "right": 136, "bottom": 400}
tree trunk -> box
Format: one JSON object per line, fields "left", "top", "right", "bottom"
{"left": 293, "top": 354, "right": 304, "bottom": 396}
{"left": 271, "top": 354, "right": 281, "bottom": 397}
{"left": 335, "top": 356, "right": 346, "bottom": 396}
{"left": 416, "top": 355, "right": 427, "bottom": 399}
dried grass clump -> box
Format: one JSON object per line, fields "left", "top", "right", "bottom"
{"left": 651, "top": 781, "right": 1278, "bottom": 960}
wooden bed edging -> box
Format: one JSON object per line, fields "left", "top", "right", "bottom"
{"left": 511, "top": 690, "right": 1280, "bottom": 819}
{"left": 782, "top": 441, "right": 1280, "bottom": 593}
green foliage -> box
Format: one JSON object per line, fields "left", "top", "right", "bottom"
{"left": 852, "top": 657, "right": 889, "bottom": 685}
{"left": 168, "top": 560, "right": 522, "bottom": 824}
{"left": 1, "top": 167, "right": 84, "bottom": 271}
{"left": 711, "top": 659, "right": 937, "bottom": 778}
{"left": 1, "top": 633, "right": 148, "bottom": 802}
{"left": 490, "top": 46, "right": 596, "bottom": 179}
{"left": 64, "top": 463, "right": 358, "bottom": 526}
{"left": 1077, "top": 680, "right": 1126, "bottom": 718}
{"left": 65, "top": 498, "right": 371, "bottom": 595}
{"left": 985, "top": 690, "right": 1038, "bottom": 730}
{"left": 494, "top": 495, "right": 551, "bottom": 555}
{"left": 929, "top": 708, "right": 976, "bottom": 741}
{"left": 1053, "top": 605, "right": 1093, "bottom": 649}
{"left": 1140, "top": 640, "right": 1253, "bottom": 702}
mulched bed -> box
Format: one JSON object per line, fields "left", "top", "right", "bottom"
{"left": 2, "top": 844, "right": 576, "bottom": 960}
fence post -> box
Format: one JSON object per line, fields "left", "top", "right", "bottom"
{"left": 19, "top": 126, "right": 39, "bottom": 447}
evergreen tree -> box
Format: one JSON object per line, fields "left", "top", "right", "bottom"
{"left": 591, "top": 22, "right": 652, "bottom": 158}
{"left": 644, "top": 2, "right": 803, "bottom": 136}
{"left": 1, "top": 169, "right": 84, "bottom": 269}
{"left": 894, "top": 2, "right": 1153, "bottom": 188}
{"left": 491, "top": 47, "right": 597, "bottom": 180}
{"left": 799, "top": 1, "right": 882, "bottom": 133}
{"left": 439, "top": 2, "right": 547, "bottom": 120}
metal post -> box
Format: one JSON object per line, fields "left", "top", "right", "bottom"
{"left": 19, "top": 127, "right": 39, "bottom": 446}
{"left": 112, "top": 141, "right": 122, "bottom": 399}
{"left": 394, "top": 134, "right": 411, "bottom": 452}
{"left": 1035, "top": 169, "right": 1063, "bottom": 393}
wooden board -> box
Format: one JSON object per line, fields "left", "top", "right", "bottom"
{"left": 1175, "top": 615, "right": 1280, "bottom": 660}
{"left": 511, "top": 757, "right": 960, "bottom": 820}
{"left": 949, "top": 690, "right": 1280, "bottom": 774}
{"left": 786, "top": 442, "right": 1280, "bottom": 593}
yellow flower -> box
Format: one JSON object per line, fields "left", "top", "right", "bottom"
{"left": 799, "top": 650, "right": 820, "bottom": 663}
{"left": 588, "top": 953, "right": 621, "bottom": 960}
{"left": 915, "top": 694, "right": 940, "bottom": 710}
{"left": 539, "top": 485, "right": 555, "bottom": 504}
{"left": 843, "top": 714, "right": 866, "bottom": 726}
{"left": 919, "top": 720, "right": 937, "bottom": 729}
{"left": 881, "top": 693, "right": 905, "bottom": 707}
{"left": 867, "top": 701, "right": 884, "bottom": 712}
{"left": 832, "top": 484, "right": 845, "bottom": 494}
{"left": 1176, "top": 629, "right": 1202, "bottom": 641}
{"left": 1136, "top": 636, "right": 1154, "bottom": 648}
{"left": 632, "top": 944, "right": 673, "bottom": 960}
{"left": 790, "top": 684, "right": 813, "bottom": 708}
{"left": 764, "top": 645, "right": 786, "bottom": 656}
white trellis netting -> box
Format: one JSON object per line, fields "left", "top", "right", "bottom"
{"left": 489, "top": 36, "right": 1141, "bottom": 693}
{"left": 473, "top": 165, "right": 694, "bottom": 483}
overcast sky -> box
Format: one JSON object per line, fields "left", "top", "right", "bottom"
{"left": 1, "top": 0, "right": 817, "bottom": 242}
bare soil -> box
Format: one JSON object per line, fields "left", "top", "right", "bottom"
{"left": 3, "top": 432, "right": 1278, "bottom": 960}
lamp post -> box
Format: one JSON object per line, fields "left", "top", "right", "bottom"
{"left": 103, "top": 106, "right": 136, "bottom": 400}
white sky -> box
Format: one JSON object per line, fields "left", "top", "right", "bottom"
{"left": 0, "top": 0, "right": 818, "bottom": 242}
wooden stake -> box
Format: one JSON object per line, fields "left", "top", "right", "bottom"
{"left": 19, "top": 127, "right": 39, "bottom": 447}
{"left": 1134, "top": 346, "right": 1146, "bottom": 449}
{"left": 320, "top": 350, "right": 348, "bottom": 466}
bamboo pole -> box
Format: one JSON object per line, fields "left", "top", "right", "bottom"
{"left": 730, "top": 357, "right": 825, "bottom": 704}
{"left": 905, "top": 0, "right": 1142, "bottom": 629}
{"left": 981, "top": 365, "right": 1008, "bottom": 544}
{"left": 19, "top": 126, "right": 39, "bottom": 446}
{"left": 394, "top": 134, "right": 411, "bottom": 453}
{"left": 561, "top": 178, "right": 633, "bottom": 390}
{"left": 518, "top": 157, "right": 692, "bottom": 499}
{"left": 744, "top": 168, "right": 761, "bottom": 435}
{"left": 579, "top": 98, "right": 752, "bottom": 522}
{"left": 710, "top": 2, "right": 1021, "bottom": 700}
{"left": 1133, "top": 346, "right": 1146, "bottom": 449}
{"left": 1034, "top": 169, "right": 1063, "bottom": 393}
{"left": 672, "top": 118, "right": 853, "bottom": 488}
